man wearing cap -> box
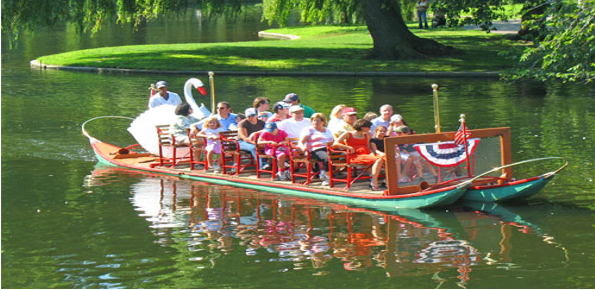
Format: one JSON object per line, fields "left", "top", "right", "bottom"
{"left": 194, "top": 101, "right": 238, "bottom": 131}
{"left": 149, "top": 81, "right": 183, "bottom": 109}
{"left": 328, "top": 107, "right": 358, "bottom": 138}
{"left": 283, "top": 93, "right": 316, "bottom": 118}
{"left": 237, "top": 108, "right": 266, "bottom": 161}
{"left": 277, "top": 105, "right": 312, "bottom": 139}
{"left": 370, "top": 104, "right": 399, "bottom": 132}
{"left": 267, "top": 102, "right": 291, "bottom": 123}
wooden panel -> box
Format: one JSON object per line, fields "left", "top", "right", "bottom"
{"left": 384, "top": 127, "right": 512, "bottom": 195}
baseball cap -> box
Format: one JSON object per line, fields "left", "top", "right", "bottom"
{"left": 156, "top": 81, "right": 168, "bottom": 88}
{"left": 264, "top": 122, "right": 277, "bottom": 132}
{"left": 272, "top": 102, "right": 289, "bottom": 112}
{"left": 394, "top": 125, "right": 410, "bottom": 133}
{"left": 343, "top": 107, "right": 357, "bottom": 115}
{"left": 390, "top": 114, "right": 403, "bottom": 123}
{"left": 283, "top": 93, "right": 300, "bottom": 103}
{"left": 245, "top": 108, "right": 257, "bottom": 117}
{"left": 289, "top": 105, "right": 304, "bottom": 113}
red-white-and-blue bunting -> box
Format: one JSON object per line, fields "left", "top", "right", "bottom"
{"left": 413, "top": 138, "right": 480, "bottom": 167}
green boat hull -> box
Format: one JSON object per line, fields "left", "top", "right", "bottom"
{"left": 461, "top": 176, "right": 552, "bottom": 203}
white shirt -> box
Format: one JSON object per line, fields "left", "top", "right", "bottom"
{"left": 149, "top": 92, "right": 182, "bottom": 109}
{"left": 300, "top": 126, "right": 334, "bottom": 151}
{"left": 277, "top": 118, "right": 311, "bottom": 139}
{"left": 370, "top": 116, "right": 391, "bottom": 131}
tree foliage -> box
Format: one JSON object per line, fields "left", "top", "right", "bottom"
{"left": 505, "top": 0, "right": 594, "bottom": 83}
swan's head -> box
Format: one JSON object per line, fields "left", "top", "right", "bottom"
{"left": 188, "top": 78, "right": 208, "bottom": 96}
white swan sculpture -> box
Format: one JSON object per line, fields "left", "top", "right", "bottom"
{"left": 127, "top": 78, "right": 212, "bottom": 156}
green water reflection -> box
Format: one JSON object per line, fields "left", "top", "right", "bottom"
{"left": 2, "top": 6, "right": 595, "bottom": 289}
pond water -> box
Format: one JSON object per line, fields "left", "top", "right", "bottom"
{"left": 2, "top": 7, "right": 595, "bottom": 289}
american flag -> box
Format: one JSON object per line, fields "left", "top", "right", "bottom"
{"left": 454, "top": 124, "right": 471, "bottom": 146}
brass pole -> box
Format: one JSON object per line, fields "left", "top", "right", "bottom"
{"left": 209, "top": 71, "right": 216, "bottom": 114}
{"left": 432, "top": 84, "right": 441, "bottom": 133}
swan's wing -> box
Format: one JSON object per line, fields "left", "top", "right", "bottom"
{"left": 127, "top": 105, "right": 177, "bottom": 155}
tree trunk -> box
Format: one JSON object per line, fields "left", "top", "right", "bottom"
{"left": 362, "top": 0, "right": 453, "bottom": 59}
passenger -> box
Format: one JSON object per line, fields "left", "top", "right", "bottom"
{"left": 149, "top": 81, "right": 183, "bottom": 109}
{"left": 169, "top": 103, "right": 200, "bottom": 145}
{"left": 194, "top": 101, "right": 238, "bottom": 131}
{"left": 298, "top": 113, "right": 335, "bottom": 186}
{"left": 363, "top": 111, "right": 378, "bottom": 121}
{"left": 253, "top": 97, "right": 274, "bottom": 119}
{"left": 328, "top": 104, "right": 346, "bottom": 129}
{"left": 237, "top": 108, "right": 265, "bottom": 161}
{"left": 196, "top": 116, "right": 225, "bottom": 172}
{"left": 333, "top": 119, "right": 385, "bottom": 191}
{"left": 228, "top": 113, "right": 245, "bottom": 131}
{"left": 277, "top": 105, "right": 312, "bottom": 139}
{"left": 258, "top": 122, "right": 291, "bottom": 181}
{"left": 392, "top": 125, "right": 436, "bottom": 182}
{"left": 388, "top": 114, "right": 414, "bottom": 134}
{"left": 267, "top": 102, "right": 291, "bottom": 123}
{"left": 258, "top": 111, "right": 269, "bottom": 122}
{"left": 283, "top": 93, "right": 316, "bottom": 118}
{"left": 371, "top": 104, "right": 399, "bottom": 132}
{"left": 370, "top": 125, "right": 409, "bottom": 183}
{"left": 328, "top": 107, "right": 358, "bottom": 138}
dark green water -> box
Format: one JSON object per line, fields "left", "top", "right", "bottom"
{"left": 2, "top": 8, "right": 595, "bottom": 289}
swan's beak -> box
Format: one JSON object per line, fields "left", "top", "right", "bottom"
{"left": 197, "top": 86, "right": 207, "bottom": 96}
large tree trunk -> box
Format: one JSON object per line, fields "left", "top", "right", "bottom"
{"left": 362, "top": 0, "right": 453, "bottom": 59}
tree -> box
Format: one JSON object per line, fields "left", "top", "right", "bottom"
{"left": 505, "top": 0, "right": 595, "bottom": 83}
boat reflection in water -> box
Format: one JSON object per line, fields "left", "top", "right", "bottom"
{"left": 86, "top": 165, "right": 569, "bottom": 286}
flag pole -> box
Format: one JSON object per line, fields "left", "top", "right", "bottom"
{"left": 459, "top": 114, "right": 472, "bottom": 177}
{"left": 208, "top": 71, "right": 216, "bottom": 114}
{"left": 432, "top": 84, "right": 441, "bottom": 133}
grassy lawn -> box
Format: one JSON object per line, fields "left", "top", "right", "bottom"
{"left": 37, "top": 23, "right": 528, "bottom": 73}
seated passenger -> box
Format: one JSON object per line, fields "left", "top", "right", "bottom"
{"left": 169, "top": 103, "right": 200, "bottom": 145}
{"left": 392, "top": 125, "right": 436, "bottom": 182}
{"left": 298, "top": 113, "right": 335, "bottom": 186}
{"left": 277, "top": 105, "right": 311, "bottom": 139}
{"left": 333, "top": 119, "right": 385, "bottom": 191}
{"left": 267, "top": 102, "right": 290, "bottom": 123}
{"left": 237, "top": 108, "right": 265, "bottom": 161}
{"left": 363, "top": 111, "right": 378, "bottom": 121}
{"left": 328, "top": 104, "right": 346, "bottom": 129}
{"left": 328, "top": 107, "right": 358, "bottom": 138}
{"left": 194, "top": 101, "right": 238, "bottom": 131}
{"left": 228, "top": 113, "right": 245, "bottom": 131}
{"left": 283, "top": 93, "right": 316, "bottom": 118}
{"left": 196, "top": 116, "right": 225, "bottom": 173}
{"left": 370, "top": 125, "right": 410, "bottom": 183}
{"left": 258, "top": 122, "right": 291, "bottom": 181}
{"left": 253, "top": 97, "right": 274, "bottom": 119}
{"left": 371, "top": 104, "right": 398, "bottom": 132}
{"left": 149, "top": 81, "right": 182, "bottom": 109}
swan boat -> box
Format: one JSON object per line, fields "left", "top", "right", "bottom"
{"left": 82, "top": 77, "right": 567, "bottom": 210}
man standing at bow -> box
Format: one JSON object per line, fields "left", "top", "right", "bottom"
{"left": 149, "top": 81, "right": 183, "bottom": 109}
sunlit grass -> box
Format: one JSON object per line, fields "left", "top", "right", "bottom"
{"left": 37, "top": 23, "right": 528, "bottom": 73}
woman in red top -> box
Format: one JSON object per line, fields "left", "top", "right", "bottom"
{"left": 333, "top": 119, "right": 385, "bottom": 191}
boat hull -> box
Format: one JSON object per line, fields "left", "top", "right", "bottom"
{"left": 461, "top": 176, "right": 553, "bottom": 203}
{"left": 89, "top": 140, "right": 466, "bottom": 210}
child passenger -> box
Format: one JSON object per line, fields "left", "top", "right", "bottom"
{"left": 258, "top": 122, "right": 291, "bottom": 181}
{"left": 196, "top": 116, "right": 225, "bottom": 173}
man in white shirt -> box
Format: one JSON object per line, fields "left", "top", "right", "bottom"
{"left": 277, "top": 106, "right": 311, "bottom": 139}
{"left": 370, "top": 104, "right": 399, "bottom": 131}
{"left": 148, "top": 81, "right": 183, "bottom": 109}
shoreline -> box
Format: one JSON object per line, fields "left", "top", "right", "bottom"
{"left": 29, "top": 59, "right": 501, "bottom": 78}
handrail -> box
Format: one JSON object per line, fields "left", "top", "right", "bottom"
{"left": 456, "top": 157, "right": 568, "bottom": 189}
{"left": 81, "top": 116, "right": 134, "bottom": 140}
